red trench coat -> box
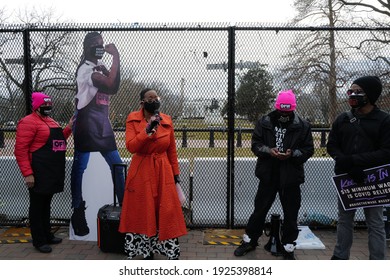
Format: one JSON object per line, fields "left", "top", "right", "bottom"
{"left": 119, "top": 109, "right": 187, "bottom": 241}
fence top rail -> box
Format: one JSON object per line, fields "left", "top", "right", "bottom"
{"left": 1, "top": 23, "right": 390, "bottom": 33}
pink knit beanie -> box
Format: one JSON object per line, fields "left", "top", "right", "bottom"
{"left": 32, "top": 92, "right": 52, "bottom": 111}
{"left": 274, "top": 90, "right": 296, "bottom": 111}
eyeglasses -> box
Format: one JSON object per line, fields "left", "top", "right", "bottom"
{"left": 347, "top": 89, "right": 365, "bottom": 96}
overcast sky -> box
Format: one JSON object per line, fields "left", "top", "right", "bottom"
{"left": 3, "top": 0, "right": 297, "bottom": 24}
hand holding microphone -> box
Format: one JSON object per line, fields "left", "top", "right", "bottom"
{"left": 146, "top": 110, "right": 162, "bottom": 135}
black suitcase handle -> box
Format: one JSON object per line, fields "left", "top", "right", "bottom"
{"left": 112, "top": 163, "right": 127, "bottom": 207}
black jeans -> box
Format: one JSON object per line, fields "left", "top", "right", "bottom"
{"left": 29, "top": 190, "right": 54, "bottom": 247}
{"left": 245, "top": 181, "right": 301, "bottom": 245}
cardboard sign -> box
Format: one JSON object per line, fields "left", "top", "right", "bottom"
{"left": 332, "top": 164, "right": 390, "bottom": 210}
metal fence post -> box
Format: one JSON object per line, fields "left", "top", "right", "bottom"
{"left": 236, "top": 127, "right": 242, "bottom": 147}
{"left": 321, "top": 130, "right": 327, "bottom": 147}
{"left": 182, "top": 126, "right": 187, "bottom": 148}
{"left": 209, "top": 129, "right": 215, "bottom": 148}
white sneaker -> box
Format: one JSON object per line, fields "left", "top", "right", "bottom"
{"left": 283, "top": 243, "right": 296, "bottom": 253}
{"left": 242, "top": 233, "right": 251, "bottom": 243}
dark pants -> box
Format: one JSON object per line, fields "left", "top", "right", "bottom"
{"left": 29, "top": 190, "right": 54, "bottom": 247}
{"left": 71, "top": 149, "right": 125, "bottom": 208}
{"left": 245, "top": 181, "right": 301, "bottom": 245}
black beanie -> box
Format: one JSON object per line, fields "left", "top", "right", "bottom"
{"left": 352, "top": 76, "right": 382, "bottom": 105}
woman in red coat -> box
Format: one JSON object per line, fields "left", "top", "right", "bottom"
{"left": 14, "top": 92, "right": 73, "bottom": 254}
{"left": 119, "top": 88, "right": 187, "bottom": 260}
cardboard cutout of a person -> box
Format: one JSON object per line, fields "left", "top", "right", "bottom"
{"left": 70, "top": 32, "right": 124, "bottom": 236}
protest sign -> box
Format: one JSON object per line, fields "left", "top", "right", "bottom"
{"left": 332, "top": 164, "right": 390, "bottom": 210}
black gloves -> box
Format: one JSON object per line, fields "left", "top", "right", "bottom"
{"left": 349, "top": 166, "right": 366, "bottom": 184}
{"left": 174, "top": 175, "right": 181, "bottom": 184}
{"left": 336, "top": 155, "right": 365, "bottom": 184}
{"left": 336, "top": 155, "right": 352, "bottom": 172}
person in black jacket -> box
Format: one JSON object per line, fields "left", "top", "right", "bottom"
{"left": 327, "top": 76, "right": 390, "bottom": 260}
{"left": 234, "top": 89, "right": 314, "bottom": 260}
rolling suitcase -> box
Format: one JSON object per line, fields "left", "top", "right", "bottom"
{"left": 97, "top": 163, "right": 127, "bottom": 254}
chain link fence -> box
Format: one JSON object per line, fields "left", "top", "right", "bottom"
{"left": 1, "top": 22, "right": 389, "bottom": 228}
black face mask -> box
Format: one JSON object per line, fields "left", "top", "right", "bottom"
{"left": 348, "top": 94, "right": 368, "bottom": 109}
{"left": 90, "top": 45, "right": 105, "bottom": 59}
{"left": 39, "top": 106, "right": 52, "bottom": 116}
{"left": 143, "top": 100, "right": 161, "bottom": 114}
{"left": 276, "top": 111, "right": 293, "bottom": 123}
{"left": 278, "top": 115, "right": 290, "bottom": 123}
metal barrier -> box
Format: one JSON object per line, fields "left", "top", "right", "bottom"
{"left": 1, "top": 154, "right": 367, "bottom": 228}
{"left": 1, "top": 22, "right": 389, "bottom": 228}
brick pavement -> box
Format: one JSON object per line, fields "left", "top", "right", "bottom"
{"left": 0, "top": 226, "right": 389, "bottom": 260}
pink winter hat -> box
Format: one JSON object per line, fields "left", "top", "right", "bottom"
{"left": 32, "top": 92, "right": 52, "bottom": 111}
{"left": 274, "top": 89, "right": 296, "bottom": 111}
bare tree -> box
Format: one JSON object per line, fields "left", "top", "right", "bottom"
{"left": 338, "top": 0, "right": 390, "bottom": 89}
{"left": 282, "top": 0, "right": 362, "bottom": 125}
{"left": 0, "top": 7, "right": 77, "bottom": 120}
{"left": 339, "top": 0, "right": 390, "bottom": 19}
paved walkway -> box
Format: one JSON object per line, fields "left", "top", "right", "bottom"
{"left": 0, "top": 226, "right": 389, "bottom": 260}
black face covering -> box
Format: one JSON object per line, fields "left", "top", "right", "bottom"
{"left": 90, "top": 45, "right": 105, "bottom": 59}
{"left": 348, "top": 94, "right": 368, "bottom": 109}
{"left": 276, "top": 111, "right": 293, "bottom": 123}
{"left": 278, "top": 115, "right": 290, "bottom": 123}
{"left": 143, "top": 100, "right": 161, "bottom": 114}
{"left": 39, "top": 106, "right": 52, "bottom": 116}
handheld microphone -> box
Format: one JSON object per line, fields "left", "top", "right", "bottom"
{"left": 146, "top": 110, "right": 162, "bottom": 135}
{"left": 151, "top": 110, "right": 161, "bottom": 125}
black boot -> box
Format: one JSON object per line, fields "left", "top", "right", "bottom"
{"left": 330, "top": 255, "right": 344, "bottom": 260}
{"left": 71, "top": 201, "right": 89, "bottom": 236}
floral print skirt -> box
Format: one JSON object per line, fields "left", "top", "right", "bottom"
{"left": 124, "top": 232, "right": 180, "bottom": 260}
